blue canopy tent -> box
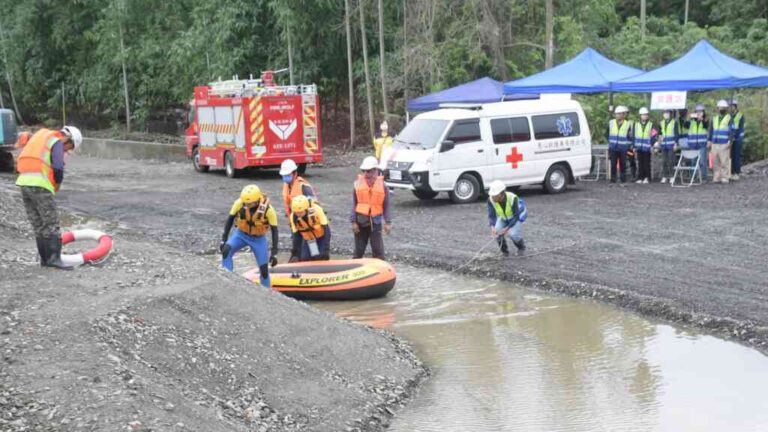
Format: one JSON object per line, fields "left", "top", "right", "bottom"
{"left": 407, "top": 77, "right": 536, "bottom": 112}
{"left": 502, "top": 48, "right": 643, "bottom": 94}
{"left": 613, "top": 40, "right": 768, "bottom": 92}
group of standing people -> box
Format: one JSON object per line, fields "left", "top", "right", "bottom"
{"left": 220, "top": 156, "right": 393, "bottom": 287}
{"left": 607, "top": 99, "right": 745, "bottom": 184}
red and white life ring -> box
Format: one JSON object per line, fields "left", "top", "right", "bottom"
{"left": 60, "top": 229, "right": 113, "bottom": 267}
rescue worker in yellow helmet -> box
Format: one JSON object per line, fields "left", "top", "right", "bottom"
{"left": 220, "top": 185, "right": 278, "bottom": 287}
{"left": 280, "top": 159, "right": 317, "bottom": 217}
{"left": 289, "top": 195, "right": 331, "bottom": 262}
{"left": 16, "top": 125, "right": 82, "bottom": 269}
{"left": 373, "top": 120, "right": 394, "bottom": 163}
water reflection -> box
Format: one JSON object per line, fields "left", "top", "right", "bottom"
{"left": 314, "top": 266, "right": 768, "bottom": 432}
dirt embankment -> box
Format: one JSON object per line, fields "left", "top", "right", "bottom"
{"left": 0, "top": 187, "right": 426, "bottom": 431}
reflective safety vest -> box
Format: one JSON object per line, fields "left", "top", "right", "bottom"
{"left": 634, "top": 121, "right": 654, "bottom": 152}
{"left": 374, "top": 135, "right": 393, "bottom": 160}
{"left": 15, "top": 129, "right": 63, "bottom": 194}
{"left": 236, "top": 198, "right": 272, "bottom": 236}
{"left": 659, "top": 120, "right": 677, "bottom": 151}
{"left": 608, "top": 119, "right": 632, "bottom": 151}
{"left": 711, "top": 114, "right": 732, "bottom": 145}
{"left": 687, "top": 120, "right": 707, "bottom": 150}
{"left": 292, "top": 205, "right": 326, "bottom": 240}
{"left": 282, "top": 176, "right": 312, "bottom": 215}
{"left": 732, "top": 112, "right": 744, "bottom": 143}
{"left": 492, "top": 192, "right": 527, "bottom": 222}
{"left": 354, "top": 174, "right": 386, "bottom": 217}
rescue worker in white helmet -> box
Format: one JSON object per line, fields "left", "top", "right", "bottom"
{"left": 708, "top": 99, "right": 734, "bottom": 184}
{"left": 634, "top": 107, "right": 657, "bottom": 184}
{"left": 351, "top": 156, "right": 392, "bottom": 259}
{"left": 606, "top": 106, "right": 633, "bottom": 183}
{"left": 16, "top": 125, "right": 83, "bottom": 269}
{"left": 220, "top": 185, "right": 278, "bottom": 287}
{"left": 289, "top": 195, "right": 331, "bottom": 262}
{"left": 487, "top": 180, "right": 527, "bottom": 256}
{"left": 279, "top": 158, "right": 317, "bottom": 217}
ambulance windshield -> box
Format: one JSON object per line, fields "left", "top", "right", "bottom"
{"left": 394, "top": 119, "right": 449, "bottom": 150}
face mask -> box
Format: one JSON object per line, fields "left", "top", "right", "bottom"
{"left": 663, "top": 113, "right": 670, "bottom": 120}
{"left": 282, "top": 175, "right": 293, "bottom": 184}
{"left": 719, "top": 109, "right": 727, "bottom": 115}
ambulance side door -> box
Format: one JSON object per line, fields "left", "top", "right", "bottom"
{"left": 490, "top": 116, "right": 532, "bottom": 185}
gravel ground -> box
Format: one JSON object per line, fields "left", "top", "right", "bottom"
{"left": 16, "top": 151, "right": 766, "bottom": 355}
{"left": 0, "top": 187, "right": 426, "bottom": 431}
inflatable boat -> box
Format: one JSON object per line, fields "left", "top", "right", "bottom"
{"left": 243, "top": 258, "right": 396, "bottom": 301}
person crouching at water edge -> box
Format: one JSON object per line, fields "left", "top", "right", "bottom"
{"left": 289, "top": 195, "right": 331, "bottom": 262}
{"left": 351, "top": 156, "right": 392, "bottom": 260}
{"left": 220, "top": 185, "right": 278, "bottom": 287}
{"left": 487, "top": 180, "right": 527, "bottom": 256}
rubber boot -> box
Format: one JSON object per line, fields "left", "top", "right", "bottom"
{"left": 43, "top": 236, "right": 73, "bottom": 270}
{"left": 498, "top": 237, "right": 509, "bottom": 256}
{"left": 513, "top": 239, "right": 526, "bottom": 256}
{"left": 35, "top": 237, "right": 46, "bottom": 266}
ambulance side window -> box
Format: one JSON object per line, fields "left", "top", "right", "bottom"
{"left": 532, "top": 112, "right": 580, "bottom": 140}
{"left": 445, "top": 119, "right": 481, "bottom": 145}
{"left": 490, "top": 117, "right": 530, "bottom": 144}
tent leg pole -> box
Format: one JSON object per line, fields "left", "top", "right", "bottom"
{"left": 609, "top": 92, "right": 614, "bottom": 112}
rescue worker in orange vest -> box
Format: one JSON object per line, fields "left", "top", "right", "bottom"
{"left": 279, "top": 158, "right": 317, "bottom": 217}
{"left": 220, "top": 185, "right": 278, "bottom": 287}
{"left": 16, "top": 126, "right": 82, "bottom": 269}
{"left": 289, "top": 195, "right": 331, "bottom": 262}
{"left": 350, "top": 156, "right": 392, "bottom": 260}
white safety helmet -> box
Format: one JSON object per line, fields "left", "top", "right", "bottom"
{"left": 279, "top": 159, "right": 298, "bottom": 176}
{"left": 717, "top": 99, "right": 729, "bottom": 108}
{"left": 380, "top": 121, "right": 389, "bottom": 131}
{"left": 359, "top": 156, "right": 379, "bottom": 170}
{"left": 489, "top": 180, "right": 506, "bottom": 196}
{"left": 638, "top": 107, "right": 649, "bottom": 115}
{"left": 614, "top": 105, "right": 629, "bottom": 114}
{"left": 62, "top": 125, "right": 83, "bottom": 151}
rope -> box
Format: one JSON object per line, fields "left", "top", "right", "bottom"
{"left": 448, "top": 238, "right": 580, "bottom": 274}
{"left": 448, "top": 237, "right": 499, "bottom": 274}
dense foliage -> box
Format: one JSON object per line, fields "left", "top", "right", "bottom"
{"left": 0, "top": 0, "right": 767, "bottom": 160}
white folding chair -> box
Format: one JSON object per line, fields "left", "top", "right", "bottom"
{"left": 671, "top": 150, "right": 702, "bottom": 187}
{"left": 580, "top": 146, "right": 608, "bottom": 181}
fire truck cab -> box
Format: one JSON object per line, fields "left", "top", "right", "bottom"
{"left": 185, "top": 75, "right": 321, "bottom": 177}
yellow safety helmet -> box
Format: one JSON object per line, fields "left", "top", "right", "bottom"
{"left": 291, "top": 195, "right": 310, "bottom": 213}
{"left": 240, "top": 185, "right": 263, "bottom": 204}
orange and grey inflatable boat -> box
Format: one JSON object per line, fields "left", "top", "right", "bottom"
{"left": 243, "top": 258, "right": 396, "bottom": 301}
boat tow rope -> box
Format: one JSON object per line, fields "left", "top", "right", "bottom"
{"left": 449, "top": 237, "right": 580, "bottom": 274}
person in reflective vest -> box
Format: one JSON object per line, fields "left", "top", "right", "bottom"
{"left": 634, "top": 107, "right": 657, "bottom": 184}
{"left": 729, "top": 99, "right": 745, "bottom": 180}
{"left": 289, "top": 195, "right": 331, "bottom": 262}
{"left": 15, "top": 126, "right": 82, "bottom": 269}
{"left": 656, "top": 109, "right": 679, "bottom": 183}
{"left": 708, "top": 100, "right": 734, "bottom": 184}
{"left": 373, "top": 120, "right": 394, "bottom": 164}
{"left": 688, "top": 105, "right": 709, "bottom": 180}
{"left": 606, "top": 105, "right": 633, "bottom": 183}
{"left": 487, "top": 180, "right": 526, "bottom": 256}
{"left": 220, "top": 185, "right": 278, "bottom": 287}
{"left": 351, "top": 156, "right": 392, "bottom": 260}
{"left": 279, "top": 158, "right": 317, "bottom": 217}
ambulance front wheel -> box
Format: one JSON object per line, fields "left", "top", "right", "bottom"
{"left": 297, "top": 163, "right": 307, "bottom": 175}
{"left": 225, "top": 152, "right": 240, "bottom": 178}
{"left": 192, "top": 147, "right": 209, "bottom": 173}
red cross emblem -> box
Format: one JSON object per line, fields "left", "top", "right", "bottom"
{"left": 506, "top": 147, "right": 524, "bottom": 169}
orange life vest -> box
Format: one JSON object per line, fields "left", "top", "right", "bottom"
{"left": 282, "top": 176, "right": 312, "bottom": 215}
{"left": 236, "top": 198, "right": 271, "bottom": 236}
{"left": 292, "top": 205, "right": 325, "bottom": 240}
{"left": 16, "top": 129, "right": 64, "bottom": 194}
{"left": 354, "top": 174, "right": 386, "bottom": 217}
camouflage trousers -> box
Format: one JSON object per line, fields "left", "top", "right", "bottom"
{"left": 20, "top": 186, "right": 60, "bottom": 239}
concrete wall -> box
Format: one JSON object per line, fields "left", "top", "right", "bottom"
{"left": 81, "top": 137, "right": 188, "bottom": 162}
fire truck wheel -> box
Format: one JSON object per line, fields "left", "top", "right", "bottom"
{"left": 224, "top": 152, "right": 239, "bottom": 178}
{"left": 297, "top": 163, "right": 307, "bottom": 175}
{"left": 192, "top": 147, "right": 209, "bottom": 173}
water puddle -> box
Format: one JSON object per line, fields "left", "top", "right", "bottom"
{"left": 310, "top": 265, "right": 768, "bottom": 431}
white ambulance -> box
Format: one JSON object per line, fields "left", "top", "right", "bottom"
{"left": 384, "top": 99, "right": 592, "bottom": 203}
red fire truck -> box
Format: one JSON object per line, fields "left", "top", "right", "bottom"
{"left": 185, "top": 74, "right": 321, "bottom": 177}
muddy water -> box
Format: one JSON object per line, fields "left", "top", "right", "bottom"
{"left": 310, "top": 265, "right": 768, "bottom": 432}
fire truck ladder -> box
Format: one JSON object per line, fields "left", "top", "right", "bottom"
{"left": 208, "top": 76, "right": 317, "bottom": 98}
